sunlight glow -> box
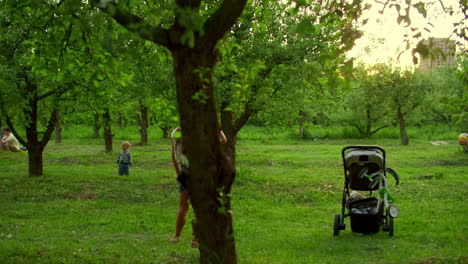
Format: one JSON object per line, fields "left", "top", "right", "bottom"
{"left": 348, "top": 0, "right": 465, "bottom": 69}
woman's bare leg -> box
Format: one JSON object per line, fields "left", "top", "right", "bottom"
{"left": 169, "top": 192, "right": 190, "bottom": 243}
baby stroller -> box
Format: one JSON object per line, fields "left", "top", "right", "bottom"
{"left": 333, "top": 145, "right": 400, "bottom": 236}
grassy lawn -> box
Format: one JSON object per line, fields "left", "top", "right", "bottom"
{"left": 0, "top": 136, "right": 467, "bottom": 264}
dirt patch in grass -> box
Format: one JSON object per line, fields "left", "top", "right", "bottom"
{"left": 46, "top": 157, "right": 75, "bottom": 164}
{"left": 61, "top": 193, "right": 96, "bottom": 200}
{"left": 434, "top": 160, "right": 467, "bottom": 166}
{"left": 147, "top": 183, "right": 174, "bottom": 191}
{"left": 414, "top": 256, "right": 468, "bottom": 264}
{"left": 411, "top": 173, "right": 444, "bottom": 180}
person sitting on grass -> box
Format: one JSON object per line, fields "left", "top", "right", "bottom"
{"left": 117, "top": 141, "right": 132, "bottom": 176}
{"left": 458, "top": 133, "right": 468, "bottom": 153}
{"left": 0, "top": 127, "right": 21, "bottom": 152}
{"left": 169, "top": 127, "right": 227, "bottom": 248}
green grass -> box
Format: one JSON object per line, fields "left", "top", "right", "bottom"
{"left": 0, "top": 129, "right": 467, "bottom": 263}
{"left": 237, "top": 124, "right": 461, "bottom": 141}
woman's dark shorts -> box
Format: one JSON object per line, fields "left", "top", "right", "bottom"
{"left": 178, "top": 182, "right": 189, "bottom": 193}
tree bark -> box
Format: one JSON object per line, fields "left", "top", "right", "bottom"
{"left": 220, "top": 99, "right": 254, "bottom": 166}
{"left": 366, "top": 108, "right": 372, "bottom": 137}
{"left": 140, "top": 101, "right": 149, "bottom": 145}
{"left": 27, "top": 144, "right": 43, "bottom": 176}
{"left": 220, "top": 108, "right": 238, "bottom": 166}
{"left": 173, "top": 47, "right": 237, "bottom": 264}
{"left": 103, "top": 109, "right": 113, "bottom": 153}
{"left": 397, "top": 106, "right": 409, "bottom": 145}
{"left": 93, "top": 1, "right": 248, "bottom": 262}
{"left": 93, "top": 113, "right": 100, "bottom": 138}
{"left": 299, "top": 110, "right": 305, "bottom": 139}
{"left": 161, "top": 126, "right": 170, "bottom": 138}
{"left": 24, "top": 82, "right": 42, "bottom": 176}
{"left": 117, "top": 112, "right": 123, "bottom": 128}
{"left": 16, "top": 81, "right": 59, "bottom": 176}
{"left": 55, "top": 111, "right": 62, "bottom": 144}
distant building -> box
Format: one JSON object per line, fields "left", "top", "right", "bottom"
{"left": 418, "top": 38, "right": 456, "bottom": 72}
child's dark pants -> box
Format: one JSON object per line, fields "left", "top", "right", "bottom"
{"left": 118, "top": 163, "right": 130, "bottom": 175}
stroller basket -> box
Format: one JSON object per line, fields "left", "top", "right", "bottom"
{"left": 349, "top": 198, "right": 381, "bottom": 233}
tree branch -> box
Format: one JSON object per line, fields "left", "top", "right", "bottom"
{"left": 175, "top": 0, "right": 202, "bottom": 8}
{"left": 370, "top": 125, "right": 390, "bottom": 135}
{"left": 351, "top": 123, "right": 364, "bottom": 136}
{"left": 92, "top": 1, "right": 170, "bottom": 47}
{"left": 202, "top": 0, "right": 248, "bottom": 45}
{"left": 38, "top": 81, "right": 77, "bottom": 101}
{"left": 40, "top": 109, "right": 59, "bottom": 150}
{"left": 1, "top": 107, "right": 28, "bottom": 147}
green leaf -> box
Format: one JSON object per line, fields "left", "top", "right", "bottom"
{"left": 180, "top": 30, "right": 195, "bottom": 48}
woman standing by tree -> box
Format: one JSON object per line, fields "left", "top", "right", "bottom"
{"left": 169, "top": 127, "right": 227, "bottom": 248}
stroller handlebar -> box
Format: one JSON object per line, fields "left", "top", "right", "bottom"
{"left": 342, "top": 145, "right": 400, "bottom": 186}
{"left": 385, "top": 167, "right": 400, "bottom": 186}
{"left": 341, "top": 145, "right": 386, "bottom": 160}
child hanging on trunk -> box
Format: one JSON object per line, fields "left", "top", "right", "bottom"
{"left": 117, "top": 141, "right": 132, "bottom": 176}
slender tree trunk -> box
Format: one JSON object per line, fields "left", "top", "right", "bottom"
{"left": 93, "top": 113, "right": 100, "bottom": 138}
{"left": 55, "top": 111, "right": 62, "bottom": 144}
{"left": 103, "top": 109, "right": 112, "bottom": 153}
{"left": 173, "top": 48, "right": 237, "bottom": 264}
{"left": 366, "top": 108, "right": 372, "bottom": 137}
{"left": 117, "top": 112, "right": 123, "bottom": 128}
{"left": 21, "top": 82, "right": 58, "bottom": 176}
{"left": 397, "top": 107, "right": 409, "bottom": 145}
{"left": 299, "top": 110, "right": 305, "bottom": 139}
{"left": 28, "top": 144, "right": 43, "bottom": 176}
{"left": 24, "top": 84, "right": 42, "bottom": 176}
{"left": 140, "top": 102, "right": 149, "bottom": 145}
{"left": 161, "top": 126, "right": 170, "bottom": 138}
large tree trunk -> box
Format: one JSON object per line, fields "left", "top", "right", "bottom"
{"left": 26, "top": 110, "right": 58, "bottom": 176}
{"left": 20, "top": 82, "right": 58, "bottom": 176}
{"left": 103, "top": 109, "right": 113, "bottom": 153}
{"left": 24, "top": 85, "right": 42, "bottom": 176}
{"left": 92, "top": 1, "right": 248, "bottom": 262}
{"left": 140, "top": 101, "right": 149, "bottom": 145}
{"left": 173, "top": 48, "right": 237, "bottom": 264}
{"left": 28, "top": 145, "right": 43, "bottom": 176}
{"left": 397, "top": 107, "right": 409, "bottom": 145}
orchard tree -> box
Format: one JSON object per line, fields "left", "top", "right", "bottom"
{"left": 123, "top": 41, "right": 176, "bottom": 143}
{"left": 337, "top": 63, "right": 393, "bottom": 137}
{"left": 385, "top": 68, "right": 426, "bottom": 145}
{"left": 420, "top": 60, "right": 467, "bottom": 131}
{"left": 83, "top": 0, "right": 464, "bottom": 262}
{"left": 0, "top": 1, "right": 93, "bottom": 176}
{"left": 216, "top": 0, "right": 362, "bottom": 162}
{"left": 89, "top": 0, "right": 247, "bottom": 262}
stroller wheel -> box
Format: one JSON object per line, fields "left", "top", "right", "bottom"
{"left": 333, "top": 214, "right": 341, "bottom": 236}
{"left": 388, "top": 217, "right": 394, "bottom": 237}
